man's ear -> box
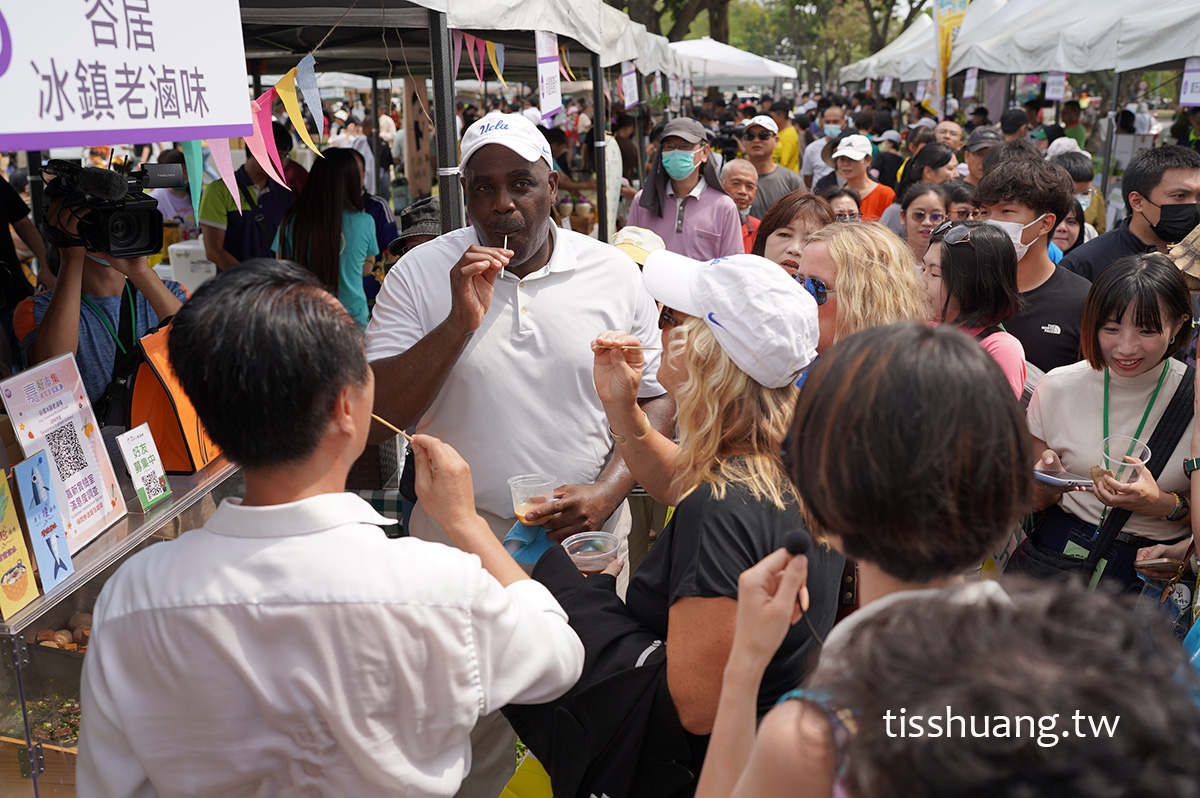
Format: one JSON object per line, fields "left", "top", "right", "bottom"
{"left": 1038, "top": 213, "right": 1058, "bottom": 239}
{"left": 1128, "top": 190, "right": 1146, "bottom": 214}
{"left": 547, "top": 167, "right": 559, "bottom": 194}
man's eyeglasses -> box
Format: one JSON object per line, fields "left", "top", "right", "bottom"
{"left": 835, "top": 212, "right": 862, "bottom": 222}
{"left": 659, "top": 306, "right": 682, "bottom": 329}
{"left": 661, "top": 142, "right": 704, "bottom": 153}
{"left": 931, "top": 220, "right": 975, "bottom": 248}
{"left": 908, "top": 210, "right": 946, "bottom": 224}
{"left": 794, "top": 275, "right": 836, "bottom": 306}
{"left": 744, "top": 131, "right": 775, "bottom": 141}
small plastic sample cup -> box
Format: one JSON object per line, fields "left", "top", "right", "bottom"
{"left": 1101, "top": 435, "right": 1151, "bottom": 484}
{"left": 508, "top": 474, "right": 556, "bottom": 524}
{"left": 562, "top": 531, "right": 620, "bottom": 574}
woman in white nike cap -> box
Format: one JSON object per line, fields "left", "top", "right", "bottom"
{"left": 587, "top": 251, "right": 844, "bottom": 766}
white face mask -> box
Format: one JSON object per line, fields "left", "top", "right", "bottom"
{"left": 988, "top": 214, "right": 1046, "bottom": 260}
{"left": 1074, "top": 191, "right": 1091, "bottom": 211}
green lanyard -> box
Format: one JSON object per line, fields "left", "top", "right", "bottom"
{"left": 1099, "top": 361, "right": 1169, "bottom": 522}
{"left": 80, "top": 282, "right": 136, "bottom": 356}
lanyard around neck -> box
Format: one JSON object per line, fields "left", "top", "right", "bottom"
{"left": 80, "top": 282, "right": 136, "bottom": 355}
{"left": 1103, "top": 361, "right": 1170, "bottom": 445}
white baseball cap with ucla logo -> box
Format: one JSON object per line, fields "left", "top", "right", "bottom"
{"left": 642, "top": 251, "right": 819, "bottom": 389}
{"left": 460, "top": 112, "right": 554, "bottom": 170}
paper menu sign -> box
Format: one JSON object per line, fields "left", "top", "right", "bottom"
{"left": 536, "top": 31, "right": 562, "bottom": 119}
{"left": 116, "top": 424, "right": 171, "bottom": 510}
{"left": 1182, "top": 58, "right": 1200, "bottom": 108}
{"left": 0, "top": 473, "right": 38, "bottom": 618}
{"left": 0, "top": 353, "right": 127, "bottom": 553}
{"left": 620, "top": 61, "right": 639, "bottom": 110}
{"left": 1045, "top": 72, "right": 1067, "bottom": 102}
{"left": 13, "top": 452, "right": 74, "bottom": 593}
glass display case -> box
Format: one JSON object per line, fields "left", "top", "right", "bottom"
{"left": 0, "top": 457, "right": 242, "bottom": 797}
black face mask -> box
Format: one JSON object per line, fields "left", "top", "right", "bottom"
{"left": 1143, "top": 199, "right": 1200, "bottom": 243}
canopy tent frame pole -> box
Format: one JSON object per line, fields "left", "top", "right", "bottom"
{"left": 592, "top": 52, "right": 608, "bottom": 239}
{"left": 428, "top": 9, "right": 464, "bottom": 232}
{"left": 371, "top": 73, "right": 382, "bottom": 198}
{"left": 1100, "top": 70, "right": 1121, "bottom": 200}
{"left": 25, "top": 151, "right": 44, "bottom": 225}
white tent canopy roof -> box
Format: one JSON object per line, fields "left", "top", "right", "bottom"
{"left": 670, "top": 37, "right": 795, "bottom": 87}
{"left": 1116, "top": 0, "right": 1200, "bottom": 73}
{"left": 840, "top": 15, "right": 934, "bottom": 83}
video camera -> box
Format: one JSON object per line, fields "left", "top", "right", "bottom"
{"left": 40, "top": 159, "right": 185, "bottom": 258}
{"left": 711, "top": 122, "right": 743, "bottom": 162}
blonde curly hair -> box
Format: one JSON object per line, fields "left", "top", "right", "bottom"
{"left": 668, "top": 317, "right": 797, "bottom": 509}
{"left": 805, "top": 221, "right": 929, "bottom": 342}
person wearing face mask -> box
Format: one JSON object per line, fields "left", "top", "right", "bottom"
{"left": 800, "top": 104, "right": 847, "bottom": 189}
{"left": 1052, "top": 150, "right": 1106, "bottom": 235}
{"left": 627, "top": 117, "right": 743, "bottom": 260}
{"left": 974, "top": 158, "right": 1090, "bottom": 374}
{"left": 1060, "top": 146, "right": 1200, "bottom": 283}
{"left": 17, "top": 189, "right": 188, "bottom": 412}
{"left": 719, "top": 159, "right": 761, "bottom": 253}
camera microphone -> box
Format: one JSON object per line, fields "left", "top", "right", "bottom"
{"left": 782, "top": 528, "right": 810, "bottom": 556}
{"left": 76, "top": 168, "right": 128, "bottom": 202}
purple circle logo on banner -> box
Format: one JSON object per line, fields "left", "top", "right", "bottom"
{"left": 0, "top": 11, "right": 11, "bottom": 79}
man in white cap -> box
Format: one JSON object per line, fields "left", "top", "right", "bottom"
{"left": 366, "top": 112, "right": 674, "bottom": 797}
{"left": 740, "top": 115, "right": 803, "bottom": 220}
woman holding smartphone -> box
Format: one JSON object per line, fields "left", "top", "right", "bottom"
{"left": 1025, "top": 253, "right": 1194, "bottom": 590}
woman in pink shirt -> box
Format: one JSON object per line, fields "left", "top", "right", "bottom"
{"left": 919, "top": 220, "right": 1027, "bottom": 398}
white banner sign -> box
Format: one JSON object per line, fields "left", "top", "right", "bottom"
{"left": 1182, "top": 58, "right": 1200, "bottom": 107}
{"left": 0, "top": 0, "right": 252, "bottom": 150}
{"left": 915, "top": 82, "right": 927, "bottom": 102}
{"left": 963, "top": 67, "right": 979, "bottom": 99}
{"left": 1045, "top": 72, "right": 1066, "bottom": 102}
{"left": 880, "top": 76, "right": 894, "bottom": 96}
{"left": 620, "top": 61, "right": 638, "bottom": 110}
{"left": 535, "top": 31, "right": 562, "bottom": 119}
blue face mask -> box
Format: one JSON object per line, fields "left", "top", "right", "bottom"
{"left": 823, "top": 124, "right": 843, "bottom": 139}
{"left": 661, "top": 150, "right": 699, "bottom": 180}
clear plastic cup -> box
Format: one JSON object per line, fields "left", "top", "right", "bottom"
{"left": 1101, "top": 435, "right": 1151, "bottom": 484}
{"left": 562, "top": 531, "right": 620, "bottom": 574}
{"left": 508, "top": 474, "right": 556, "bottom": 525}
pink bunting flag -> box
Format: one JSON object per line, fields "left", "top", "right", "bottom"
{"left": 477, "top": 37, "right": 487, "bottom": 85}
{"left": 464, "top": 33, "right": 482, "bottom": 83}
{"left": 207, "top": 138, "right": 241, "bottom": 214}
{"left": 248, "top": 88, "right": 288, "bottom": 189}
{"left": 452, "top": 30, "right": 464, "bottom": 80}
{"left": 559, "top": 47, "right": 569, "bottom": 80}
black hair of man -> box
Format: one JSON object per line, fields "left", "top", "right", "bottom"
{"left": 974, "top": 158, "right": 1074, "bottom": 231}
{"left": 167, "top": 259, "right": 368, "bottom": 469}
{"left": 649, "top": 122, "right": 665, "bottom": 145}
{"left": 1050, "top": 152, "right": 1094, "bottom": 184}
{"left": 770, "top": 100, "right": 791, "bottom": 115}
{"left": 156, "top": 149, "right": 185, "bottom": 166}
{"left": 272, "top": 122, "right": 293, "bottom": 161}
{"left": 1063, "top": 100, "right": 1081, "bottom": 113}
{"left": 541, "top": 127, "right": 568, "bottom": 147}
{"left": 980, "top": 138, "right": 1042, "bottom": 176}
{"left": 999, "top": 108, "right": 1029, "bottom": 136}
{"left": 614, "top": 114, "right": 634, "bottom": 133}
{"left": 1120, "top": 145, "right": 1200, "bottom": 214}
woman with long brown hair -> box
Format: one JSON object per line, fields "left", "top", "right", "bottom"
{"left": 273, "top": 148, "right": 377, "bottom": 328}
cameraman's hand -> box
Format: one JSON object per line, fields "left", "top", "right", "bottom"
{"left": 43, "top": 198, "right": 82, "bottom": 238}
{"left": 105, "top": 254, "right": 154, "bottom": 279}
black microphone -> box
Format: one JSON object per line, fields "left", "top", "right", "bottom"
{"left": 782, "top": 528, "right": 824, "bottom": 647}
{"left": 76, "top": 167, "right": 128, "bottom": 201}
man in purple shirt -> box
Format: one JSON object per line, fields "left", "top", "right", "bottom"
{"left": 627, "top": 118, "right": 742, "bottom": 260}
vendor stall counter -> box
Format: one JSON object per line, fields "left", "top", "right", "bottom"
{"left": 0, "top": 456, "right": 242, "bottom": 797}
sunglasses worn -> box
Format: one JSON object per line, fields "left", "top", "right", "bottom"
{"left": 835, "top": 212, "right": 862, "bottom": 222}
{"left": 745, "top": 131, "right": 775, "bottom": 141}
{"left": 659, "top": 306, "right": 682, "bottom": 329}
{"left": 908, "top": 210, "right": 946, "bottom": 224}
{"left": 794, "top": 275, "right": 836, "bottom": 306}
{"left": 951, "top": 209, "right": 977, "bottom": 221}
{"left": 931, "top": 220, "right": 975, "bottom": 249}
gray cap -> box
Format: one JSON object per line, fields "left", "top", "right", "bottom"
{"left": 661, "top": 117, "right": 708, "bottom": 145}
{"left": 966, "top": 125, "right": 1003, "bottom": 153}
{"left": 387, "top": 196, "right": 440, "bottom": 256}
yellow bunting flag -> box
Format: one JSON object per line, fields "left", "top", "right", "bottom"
{"left": 275, "top": 68, "right": 322, "bottom": 157}
{"left": 486, "top": 41, "right": 507, "bottom": 88}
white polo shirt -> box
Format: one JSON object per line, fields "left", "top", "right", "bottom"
{"left": 77, "top": 493, "right": 584, "bottom": 798}
{"left": 366, "top": 225, "right": 665, "bottom": 524}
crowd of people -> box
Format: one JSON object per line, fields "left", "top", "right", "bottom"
{"left": 4, "top": 82, "right": 1200, "bottom": 798}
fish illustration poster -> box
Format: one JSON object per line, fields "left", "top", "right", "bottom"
{"left": 0, "top": 471, "right": 38, "bottom": 618}
{"left": 14, "top": 451, "right": 74, "bottom": 593}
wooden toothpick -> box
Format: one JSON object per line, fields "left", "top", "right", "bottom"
{"left": 501, "top": 235, "right": 507, "bottom": 279}
{"left": 371, "top": 413, "right": 412, "bottom": 442}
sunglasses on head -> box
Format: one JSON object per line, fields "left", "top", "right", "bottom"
{"left": 745, "top": 131, "right": 775, "bottom": 141}
{"left": 794, "top": 275, "right": 836, "bottom": 306}
{"left": 908, "top": 210, "right": 946, "bottom": 224}
{"left": 658, "top": 306, "right": 682, "bottom": 329}
{"left": 931, "top": 220, "right": 975, "bottom": 248}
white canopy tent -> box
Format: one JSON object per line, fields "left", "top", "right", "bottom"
{"left": 1115, "top": 0, "right": 1200, "bottom": 73}
{"left": 840, "top": 15, "right": 934, "bottom": 83}
{"left": 670, "top": 37, "right": 796, "bottom": 88}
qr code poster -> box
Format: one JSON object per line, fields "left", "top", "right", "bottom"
{"left": 0, "top": 353, "right": 127, "bottom": 554}
{"left": 116, "top": 424, "right": 171, "bottom": 511}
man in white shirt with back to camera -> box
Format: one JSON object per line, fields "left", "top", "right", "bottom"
{"left": 76, "top": 259, "right": 584, "bottom": 798}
